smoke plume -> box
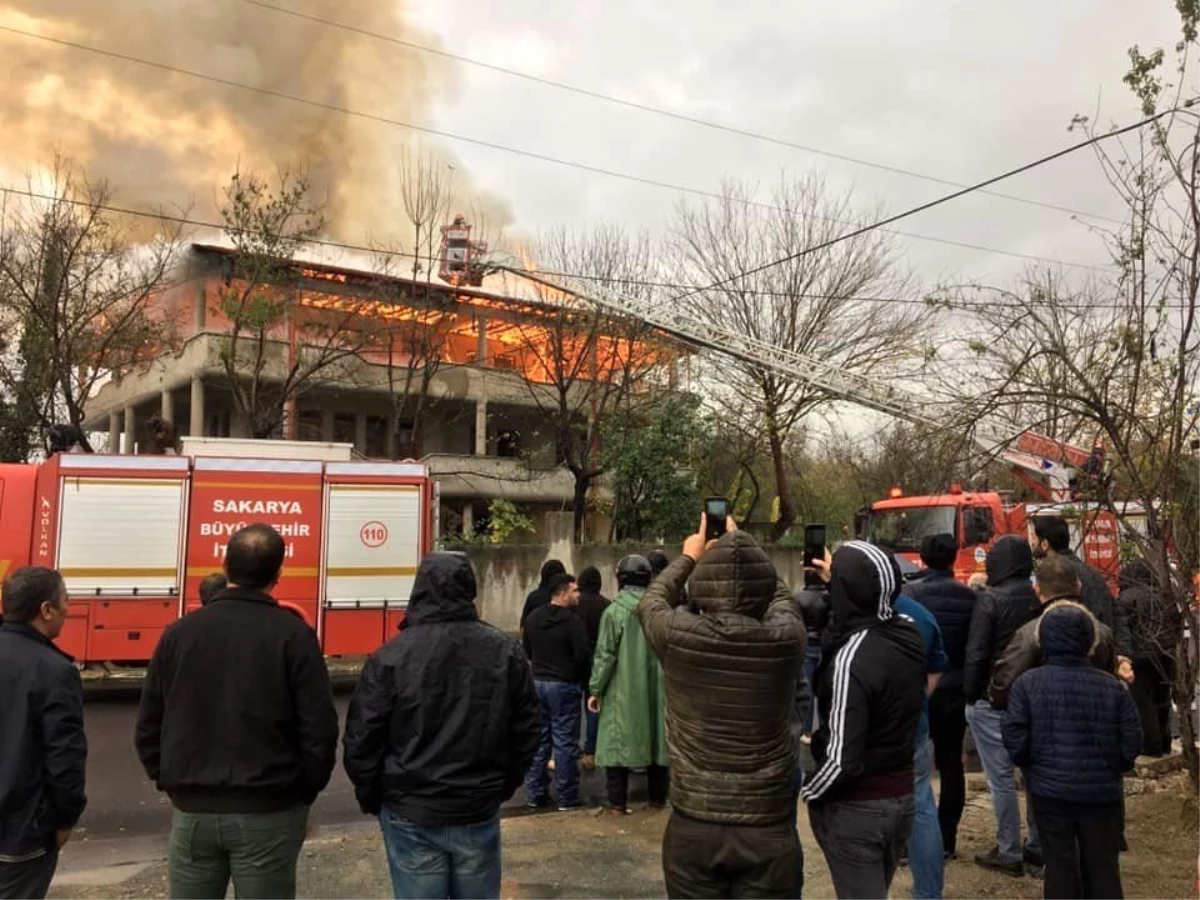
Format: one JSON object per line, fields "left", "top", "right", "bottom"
{"left": 0, "top": 0, "right": 512, "bottom": 247}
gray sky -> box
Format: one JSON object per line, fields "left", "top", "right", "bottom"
{"left": 406, "top": 0, "right": 1183, "bottom": 286}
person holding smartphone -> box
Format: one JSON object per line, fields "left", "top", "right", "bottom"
{"left": 638, "top": 510, "right": 807, "bottom": 898}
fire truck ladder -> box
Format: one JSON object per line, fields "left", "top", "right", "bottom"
{"left": 502, "top": 265, "right": 1079, "bottom": 500}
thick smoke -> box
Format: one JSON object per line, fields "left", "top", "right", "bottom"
{"left": 0, "top": 0, "right": 511, "bottom": 247}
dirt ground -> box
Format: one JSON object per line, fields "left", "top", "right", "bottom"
{"left": 49, "top": 774, "right": 1198, "bottom": 899}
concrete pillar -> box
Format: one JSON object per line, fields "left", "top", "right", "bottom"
{"left": 475, "top": 315, "right": 488, "bottom": 364}
{"left": 461, "top": 502, "right": 474, "bottom": 537}
{"left": 355, "top": 413, "right": 368, "bottom": 455}
{"left": 108, "top": 412, "right": 122, "bottom": 454}
{"left": 160, "top": 388, "right": 175, "bottom": 425}
{"left": 320, "top": 408, "right": 334, "bottom": 443}
{"left": 190, "top": 377, "right": 205, "bottom": 437}
{"left": 123, "top": 405, "right": 136, "bottom": 455}
{"left": 193, "top": 284, "right": 206, "bottom": 334}
{"left": 474, "top": 398, "right": 487, "bottom": 456}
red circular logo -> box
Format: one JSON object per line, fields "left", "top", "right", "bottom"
{"left": 360, "top": 521, "right": 388, "bottom": 548}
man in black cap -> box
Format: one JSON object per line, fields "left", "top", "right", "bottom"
{"left": 905, "top": 534, "right": 977, "bottom": 859}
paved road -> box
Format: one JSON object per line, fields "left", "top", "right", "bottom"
{"left": 77, "top": 691, "right": 617, "bottom": 843}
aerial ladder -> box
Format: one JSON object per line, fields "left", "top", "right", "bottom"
{"left": 499, "top": 264, "right": 1089, "bottom": 501}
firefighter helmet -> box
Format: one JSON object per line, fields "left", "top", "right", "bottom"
{"left": 616, "top": 554, "right": 653, "bottom": 589}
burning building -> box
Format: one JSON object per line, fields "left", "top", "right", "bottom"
{"left": 81, "top": 232, "right": 688, "bottom": 539}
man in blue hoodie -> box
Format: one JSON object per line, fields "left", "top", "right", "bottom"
{"left": 1003, "top": 604, "right": 1141, "bottom": 898}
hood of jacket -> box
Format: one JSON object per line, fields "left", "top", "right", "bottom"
{"left": 688, "top": 530, "right": 778, "bottom": 619}
{"left": 1036, "top": 601, "right": 1097, "bottom": 659}
{"left": 577, "top": 565, "right": 602, "bottom": 593}
{"left": 828, "top": 540, "right": 901, "bottom": 634}
{"left": 537, "top": 559, "right": 567, "bottom": 588}
{"left": 406, "top": 552, "right": 480, "bottom": 626}
{"left": 986, "top": 535, "right": 1034, "bottom": 586}
{"left": 1119, "top": 559, "right": 1153, "bottom": 593}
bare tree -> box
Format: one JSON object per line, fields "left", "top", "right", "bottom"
{"left": 511, "top": 225, "right": 669, "bottom": 542}
{"left": 0, "top": 159, "right": 182, "bottom": 455}
{"left": 950, "top": 7, "right": 1199, "bottom": 783}
{"left": 670, "top": 174, "right": 932, "bottom": 540}
{"left": 214, "top": 169, "right": 378, "bottom": 438}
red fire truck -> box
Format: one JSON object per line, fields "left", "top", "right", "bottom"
{"left": 858, "top": 432, "right": 1134, "bottom": 590}
{"left": 0, "top": 438, "right": 435, "bottom": 665}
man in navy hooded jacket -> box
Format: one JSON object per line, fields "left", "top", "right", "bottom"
{"left": 1003, "top": 604, "right": 1140, "bottom": 899}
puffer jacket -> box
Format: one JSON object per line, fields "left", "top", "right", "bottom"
{"left": 963, "top": 537, "right": 1039, "bottom": 703}
{"left": 342, "top": 552, "right": 541, "bottom": 825}
{"left": 1002, "top": 604, "right": 1141, "bottom": 804}
{"left": 638, "top": 531, "right": 805, "bottom": 825}
{"left": 801, "top": 541, "right": 927, "bottom": 805}
{"left": 987, "top": 598, "right": 1116, "bottom": 709}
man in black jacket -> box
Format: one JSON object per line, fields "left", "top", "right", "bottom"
{"left": 906, "top": 533, "right": 976, "bottom": 858}
{"left": 962, "top": 535, "right": 1041, "bottom": 876}
{"left": 136, "top": 524, "right": 338, "bottom": 900}
{"left": 0, "top": 568, "right": 86, "bottom": 900}
{"left": 343, "top": 552, "right": 540, "bottom": 900}
{"left": 524, "top": 573, "right": 589, "bottom": 810}
{"left": 1032, "top": 515, "right": 1132, "bottom": 663}
{"left": 519, "top": 559, "right": 567, "bottom": 630}
{"left": 801, "top": 541, "right": 926, "bottom": 900}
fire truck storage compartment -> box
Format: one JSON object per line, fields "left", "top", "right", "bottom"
{"left": 185, "top": 457, "right": 325, "bottom": 628}
{"left": 321, "top": 463, "right": 425, "bottom": 657}
{"left": 0, "top": 463, "right": 37, "bottom": 576}
{"left": 53, "top": 455, "right": 189, "bottom": 661}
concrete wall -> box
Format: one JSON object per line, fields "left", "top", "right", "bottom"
{"left": 463, "top": 522, "right": 809, "bottom": 633}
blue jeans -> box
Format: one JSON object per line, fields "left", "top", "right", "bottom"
{"left": 802, "top": 644, "right": 822, "bottom": 734}
{"left": 527, "top": 680, "right": 582, "bottom": 806}
{"left": 910, "top": 733, "right": 944, "bottom": 899}
{"left": 966, "top": 700, "right": 1040, "bottom": 863}
{"left": 379, "top": 808, "right": 501, "bottom": 900}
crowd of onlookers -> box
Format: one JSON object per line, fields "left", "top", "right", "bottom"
{"left": 0, "top": 512, "right": 1179, "bottom": 900}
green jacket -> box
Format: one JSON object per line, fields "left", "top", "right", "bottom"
{"left": 589, "top": 588, "right": 669, "bottom": 768}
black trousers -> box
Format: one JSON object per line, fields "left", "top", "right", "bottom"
{"left": 0, "top": 850, "right": 58, "bottom": 900}
{"left": 1030, "top": 795, "right": 1123, "bottom": 899}
{"left": 662, "top": 810, "right": 801, "bottom": 900}
{"left": 607, "top": 765, "right": 669, "bottom": 809}
{"left": 928, "top": 686, "right": 967, "bottom": 853}
{"left": 1130, "top": 656, "right": 1174, "bottom": 755}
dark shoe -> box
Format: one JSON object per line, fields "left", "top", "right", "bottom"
{"left": 525, "top": 797, "right": 549, "bottom": 810}
{"left": 1023, "top": 847, "right": 1044, "bottom": 868}
{"left": 974, "top": 847, "right": 1024, "bottom": 877}
{"left": 557, "top": 801, "right": 585, "bottom": 812}
{"left": 605, "top": 806, "right": 632, "bottom": 816}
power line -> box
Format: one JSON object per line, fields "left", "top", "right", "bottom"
{"left": 672, "top": 99, "right": 1197, "bottom": 302}
{"left": 0, "top": 24, "right": 1109, "bottom": 274}
{"left": 237, "top": 0, "right": 1123, "bottom": 226}
{"left": 3, "top": 185, "right": 1178, "bottom": 313}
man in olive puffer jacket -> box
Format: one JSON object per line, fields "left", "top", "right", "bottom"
{"left": 639, "top": 515, "right": 806, "bottom": 899}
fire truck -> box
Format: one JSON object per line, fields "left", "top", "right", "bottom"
{"left": 509, "top": 264, "right": 1132, "bottom": 588}
{"left": 0, "top": 438, "right": 435, "bottom": 665}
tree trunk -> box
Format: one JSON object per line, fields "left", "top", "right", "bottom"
{"left": 1174, "top": 626, "right": 1199, "bottom": 788}
{"left": 767, "top": 421, "right": 796, "bottom": 542}
{"left": 572, "top": 471, "right": 590, "bottom": 543}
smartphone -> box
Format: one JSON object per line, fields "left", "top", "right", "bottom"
{"left": 704, "top": 497, "right": 728, "bottom": 541}
{"left": 804, "top": 524, "right": 826, "bottom": 567}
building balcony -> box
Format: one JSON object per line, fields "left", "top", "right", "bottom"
{"left": 423, "top": 454, "right": 580, "bottom": 503}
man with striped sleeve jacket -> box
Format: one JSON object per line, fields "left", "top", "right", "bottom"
{"left": 800, "top": 541, "right": 928, "bottom": 900}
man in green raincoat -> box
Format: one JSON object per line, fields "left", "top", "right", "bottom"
{"left": 588, "top": 555, "right": 669, "bottom": 814}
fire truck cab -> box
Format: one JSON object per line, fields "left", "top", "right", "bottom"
{"left": 0, "top": 439, "right": 435, "bottom": 665}
{"left": 861, "top": 486, "right": 1128, "bottom": 591}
